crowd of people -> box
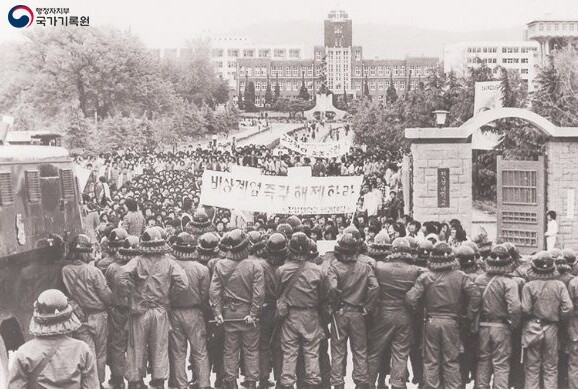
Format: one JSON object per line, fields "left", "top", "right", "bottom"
{"left": 11, "top": 123, "right": 578, "bottom": 390}
{"left": 8, "top": 212, "right": 578, "bottom": 389}
{"left": 75, "top": 136, "right": 404, "bottom": 256}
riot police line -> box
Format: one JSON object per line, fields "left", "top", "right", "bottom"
{"left": 6, "top": 214, "right": 578, "bottom": 389}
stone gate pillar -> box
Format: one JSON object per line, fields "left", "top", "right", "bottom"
{"left": 406, "top": 128, "right": 473, "bottom": 234}
{"left": 546, "top": 139, "right": 578, "bottom": 249}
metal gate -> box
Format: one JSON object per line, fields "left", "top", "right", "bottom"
{"left": 496, "top": 156, "right": 546, "bottom": 254}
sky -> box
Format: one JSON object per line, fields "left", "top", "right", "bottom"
{"left": 1, "top": 0, "right": 578, "bottom": 47}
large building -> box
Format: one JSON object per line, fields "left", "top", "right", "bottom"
{"left": 236, "top": 10, "right": 439, "bottom": 105}
{"left": 443, "top": 41, "right": 540, "bottom": 88}
{"left": 208, "top": 36, "right": 306, "bottom": 89}
{"left": 443, "top": 17, "right": 578, "bottom": 91}
{"left": 526, "top": 17, "right": 578, "bottom": 63}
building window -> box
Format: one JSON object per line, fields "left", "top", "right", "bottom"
{"left": 315, "top": 51, "right": 322, "bottom": 61}
{"left": 258, "top": 49, "right": 270, "bottom": 58}
{"left": 355, "top": 51, "right": 361, "bottom": 61}
{"left": 334, "top": 26, "right": 342, "bottom": 34}
{"left": 243, "top": 49, "right": 254, "bottom": 57}
{"left": 521, "top": 58, "right": 529, "bottom": 63}
{"left": 378, "top": 81, "right": 384, "bottom": 90}
{"left": 289, "top": 49, "right": 300, "bottom": 58}
{"left": 285, "top": 67, "right": 290, "bottom": 77}
{"left": 286, "top": 82, "right": 291, "bottom": 90}
{"left": 539, "top": 23, "right": 544, "bottom": 31}
{"left": 228, "top": 61, "right": 236, "bottom": 68}
{"left": 307, "top": 68, "right": 313, "bottom": 77}
{"left": 370, "top": 67, "right": 376, "bottom": 76}
{"left": 292, "top": 67, "right": 298, "bottom": 77}
{"left": 212, "top": 49, "right": 224, "bottom": 57}
{"left": 293, "top": 81, "right": 299, "bottom": 91}
{"left": 275, "top": 49, "right": 286, "bottom": 58}
{"left": 227, "top": 49, "right": 239, "bottom": 57}
{"left": 521, "top": 69, "right": 529, "bottom": 74}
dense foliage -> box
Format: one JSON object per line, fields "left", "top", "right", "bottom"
{"left": 353, "top": 48, "right": 578, "bottom": 201}
{"left": 0, "top": 27, "right": 236, "bottom": 152}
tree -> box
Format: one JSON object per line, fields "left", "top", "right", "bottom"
{"left": 244, "top": 81, "right": 256, "bottom": 105}
{"left": 265, "top": 76, "right": 273, "bottom": 107}
{"left": 363, "top": 73, "right": 371, "bottom": 99}
{"left": 274, "top": 75, "right": 281, "bottom": 101}
{"left": 386, "top": 73, "right": 398, "bottom": 105}
{"left": 532, "top": 48, "right": 578, "bottom": 127}
{"left": 0, "top": 27, "right": 236, "bottom": 152}
{"left": 297, "top": 72, "right": 310, "bottom": 101}
{"left": 237, "top": 87, "right": 244, "bottom": 109}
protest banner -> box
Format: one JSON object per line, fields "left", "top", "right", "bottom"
{"left": 200, "top": 170, "right": 363, "bottom": 215}
{"left": 280, "top": 133, "right": 352, "bottom": 159}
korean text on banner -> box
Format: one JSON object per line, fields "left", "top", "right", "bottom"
{"left": 280, "top": 133, "right": 351, "bottom": 159}
{"left": 199, "top": 170, "right": 363, "bottom": 215}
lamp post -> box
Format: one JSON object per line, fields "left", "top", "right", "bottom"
{"left": 433, "top": 110, "right": 449, "bottom": 128}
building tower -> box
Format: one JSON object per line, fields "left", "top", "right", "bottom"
{"left": 324, "top": 10, "right": 353, "bottom": 92}
{"left": 526, "top": 17, "right": 578, "bottom": 64}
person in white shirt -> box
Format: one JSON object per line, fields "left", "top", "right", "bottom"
{"left": 545, "top": 210, "right": 558, "bottom": 250}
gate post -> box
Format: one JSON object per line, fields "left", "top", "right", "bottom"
{"left": 545, "top": 139, "right": 578, "bottom": 249}
{"left": 405, "top": 128, "right": 473, "bottom": 235}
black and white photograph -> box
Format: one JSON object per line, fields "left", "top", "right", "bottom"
{"left": 1, "top": 0, "right": 578, "bottom": 388}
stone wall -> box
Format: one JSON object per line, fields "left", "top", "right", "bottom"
{"left": 546, "top": 141, "right": 578, "bottom": 249}
{"left": 411, "top": 142, "right": 472, "bottom": 233}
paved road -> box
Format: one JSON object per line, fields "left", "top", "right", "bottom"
{"left": 237, "top": 123, "right": 301, "bottom": 147}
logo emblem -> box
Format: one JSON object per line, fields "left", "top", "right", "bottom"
{"left": 8, "top": 5, "right": 34, "bottom": 28}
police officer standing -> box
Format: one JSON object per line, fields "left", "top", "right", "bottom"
{"left": 275, "top": 232, "right": 327, "bottom": 389}
{"left": 521, "top": 251, "right": 573, "bottom": 388}
{"left": 255, "top": 233, "right": 288, "bottom": 388}
{"left": 474, "top": 245, "right": 522, "bottom": 389}
{"left": 103, "top": 233, "right": 138, "bottom": 388}
{"left": 62, "top": 234, "right": 112, "bottom": 387}
{"left": 327, "top": 230, "right": 378, "bottom": 389}
{"left": 169, "top": 232, "right": 211, "bottom": 389}
{"left": 8, "top": 289, "right": 99, "bottom": 389}
{"left": 367, "top": 237, "right": 425, "bottom": 388}
{"left": 209, "top": 229, "right": 264, "bottom": 389}
{"left": 406, "top": 242, "right": 481, "bottom": 389}
{"left": 121, "top": 227, "right": 188, "bottom": 389}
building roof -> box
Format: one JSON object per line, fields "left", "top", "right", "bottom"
{"left": 0, "top": 145, "right": 70, "bottom": 163}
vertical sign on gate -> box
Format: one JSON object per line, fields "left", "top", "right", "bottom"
{"left": 438, "top": 168, "right": 450, "bottom": 208}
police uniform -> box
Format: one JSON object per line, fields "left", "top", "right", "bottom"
{"left": 121, "top": 227, "right": 188, "bottom": 388}
{"left": 406, "top": 242, "right": 481, "bottom": 389}
{"left": 367, "top": 237, "right": 424, "bottom": 388}
{"left": 62, "top": 234, "right": 112, "bottom": 385}
{"left": 474, "top": 245, "right": 522, "bottom": 389}
{"left": 8, "top": 290, "right": 99, "bottom": 389}
{"left": 275, "top": 233, "right": 328, "bottom": 388}
{"left": 209, "top": 229, "right": 264, "bottom": 389}
{"left": 327, "top": 232, "right": 378, "bottom": 388}
{"left": 521, "top": 251, "right": 573, "bottom": 389}
{"left": 169, "top": 232, "right": 211, "bottom": 389}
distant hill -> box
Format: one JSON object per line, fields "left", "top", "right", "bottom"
{"left": 228, "top": 21, "right": 525, "bottom": 59}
